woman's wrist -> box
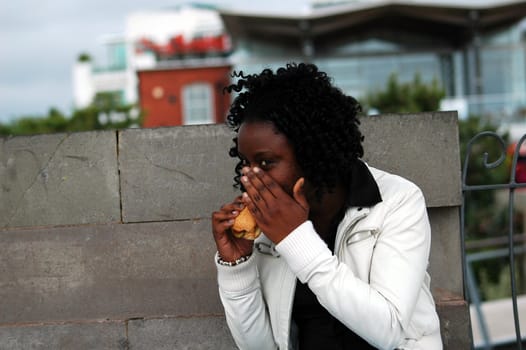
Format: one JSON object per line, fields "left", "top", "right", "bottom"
{"left": 217, "top": 252, "right": 252, "bottom": 267}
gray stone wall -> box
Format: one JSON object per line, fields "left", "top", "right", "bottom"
{"left": 0, "top": 112, "right": 471, "bottom": 349}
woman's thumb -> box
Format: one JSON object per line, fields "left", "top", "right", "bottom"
{"left": 293, "top": 177, "right": 309, "bottom": 211}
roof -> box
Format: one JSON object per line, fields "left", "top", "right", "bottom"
{"left": 219, "top": 0, "right": 526, "bottom": 53}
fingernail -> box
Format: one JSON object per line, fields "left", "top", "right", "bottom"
{"left": 232, "top": 210, "right": 238, "bottom": 215}
{"left": 242, "top": 192, "right": 249, "bottom": 198}
{"left": 242, "top": 176, "right": 248, "bottom": 182}
{"left": 253, "top": 167, "right": 260, "bottom": 173}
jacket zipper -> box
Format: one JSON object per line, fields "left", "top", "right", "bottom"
{"left": 345, "top": 228, "right": 380, "bottom": 245}
{"left": 335, "top": 211, "right": 368, "bottom": 258}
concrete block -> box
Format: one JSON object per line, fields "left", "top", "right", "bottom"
{"left": 118, "top": 112, "right": 460, "bottom": 223}
{"left": 0, "top": 131, "right": 120, "bottom": 228}
{"left": 428, "top": 207, "right": 464, "bottom": 296}
{"left": 119, "top": 125, "right": 239, "bottom": 223}
{"left": 128, "top": 316, "right": 236, "bottom": 349}
{"left": 0, "top": 220, "right": 222, "bottom": 324}
{"left": 0, "top": 321, "right": 126, "bottom": 350}
{"left": 434, "top": 288, "right": 473, "bottom": 350}
{"left": 361, "top": 111, "right": 462, "bottom": 208}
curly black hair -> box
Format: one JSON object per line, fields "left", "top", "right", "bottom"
{"left": 225, "top": 62, "right": 364, "bottom": 198}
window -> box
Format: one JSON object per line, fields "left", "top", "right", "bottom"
{"left": 182, "top": 83, "right": 214, "bottom": 125}
{"left": 108, "top": 42, "right": 127, "bottom": 70}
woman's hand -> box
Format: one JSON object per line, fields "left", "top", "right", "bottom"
{"left": 212, "top": 196, "right": 254, "bottom": 262}
{"left": 241, "top": 167, "right": 309, "bottom": 244}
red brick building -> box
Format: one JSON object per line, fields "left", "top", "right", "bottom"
{"left": 138, "top": 62, "right": 232, "bottom": 127}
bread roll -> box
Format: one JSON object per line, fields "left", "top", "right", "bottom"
{"left": 232, "top": 207, "right": 261, "bottom": 240}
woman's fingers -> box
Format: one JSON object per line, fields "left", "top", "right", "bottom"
{"left": 239, "top": 167, "right": 309, "bottom": 243}
{"left": 212, "top": 199, "right": 244, "bottom": 236}
{"left": 211, "top": 197, "right": 254, "bottom": 261}
{"left": 241, "top": 166, "right": 286, "bottom": 210}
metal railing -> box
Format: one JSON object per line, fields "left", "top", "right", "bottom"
{"left": 461, "top": 131, "right": 526, "bottom": 349}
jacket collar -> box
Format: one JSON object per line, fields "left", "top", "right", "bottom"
{"left": 348, "top": 159, "right": 382, "bottom": 208}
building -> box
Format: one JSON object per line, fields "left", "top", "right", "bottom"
{"left": 219, "top": 0, "right": 526, "bottom": 124}
{"left": 72, "top": 3, "right": 231, "bottom": 125}
{"left": 73, "top": 0, "right": 526, "bottom": 128}
{"left": 137, "top": 61, "right": 231, "bottom": 127}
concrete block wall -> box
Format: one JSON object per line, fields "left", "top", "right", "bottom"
{"left": 0, "top": 112, "right": 472, "bottom": 349}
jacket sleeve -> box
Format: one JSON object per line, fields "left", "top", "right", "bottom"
{"left": 275, "top": 186, "right": 431, "bottom": 350}
{"left": 216, "top": 252, "right": 278, "bottom": 350}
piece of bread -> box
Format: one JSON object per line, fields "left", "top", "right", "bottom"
{"left": 231, "top": 207, "right": 261, "bottom": 240}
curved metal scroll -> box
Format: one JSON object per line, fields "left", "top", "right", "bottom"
{"left": 462, "top": 131, "right": 507, "bottom": 189}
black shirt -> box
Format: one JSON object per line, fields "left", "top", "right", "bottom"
{"left": 291, "top": 160, "right": 382, "bottom": 349}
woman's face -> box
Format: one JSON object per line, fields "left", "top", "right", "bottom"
{"left": 237, "top": 121, "right": 303, "bottom": 197}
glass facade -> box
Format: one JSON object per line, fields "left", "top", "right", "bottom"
{"left": 232, "top": 18, "right": 526, "bottom": 125}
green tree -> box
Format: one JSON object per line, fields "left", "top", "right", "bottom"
{"left": 2, "top": 108, "right": 69, "bottom": 136}
{"left": 364, "top": 73, "right": 445, "bottom": 114}
{"left": 77, "top": 52, "right": 92, "bottom": 62}
{"left": 0, "top": 93, "right": 142, "bottom": 137}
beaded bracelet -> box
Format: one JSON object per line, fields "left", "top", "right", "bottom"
{"left": 217, "top": 253, "right": 252, "bottom": 267}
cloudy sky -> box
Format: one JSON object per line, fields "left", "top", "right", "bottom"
{"left": 0, "top": 0, "right": 311, "bottom": 123}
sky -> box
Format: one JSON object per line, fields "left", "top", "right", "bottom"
{"left": 0, "top": 0, "right": 507, "bottom": 123}
{"left": 0, "top": 0, "right": 309, "bottom": 123}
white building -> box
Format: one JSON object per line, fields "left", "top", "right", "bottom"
{"left": 72, "top": 4, "right": 227, "bottom": 109}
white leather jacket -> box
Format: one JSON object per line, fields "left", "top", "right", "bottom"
{"left": 216, "top": 166, "right": 442, "bottom": 349}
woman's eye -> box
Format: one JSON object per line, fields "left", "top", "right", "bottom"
{"left": 260, "top": 160, "right": 271, "bottom": 168}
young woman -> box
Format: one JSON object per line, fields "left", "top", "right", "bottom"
{"left": 211, "top": 63, "right": 442, "bottom": 349}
